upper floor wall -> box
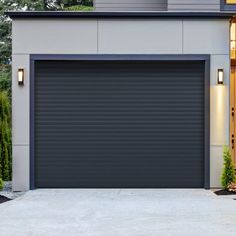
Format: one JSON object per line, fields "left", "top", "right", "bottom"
{"left": 94, "top": 0, "right": 221, "bottom": 11}
{"left": 168, "top": 0, "right": 220, "bottom": 11}
{"left": 94, "top": 0, "right": 167, "bottom": 11}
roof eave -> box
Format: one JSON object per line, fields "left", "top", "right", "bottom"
{"left": 5, "top": 11, "right": 236, "bottom": 19}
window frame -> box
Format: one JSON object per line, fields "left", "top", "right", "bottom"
{"left": 221, "top": 0, "right": 236, "bottom": 10}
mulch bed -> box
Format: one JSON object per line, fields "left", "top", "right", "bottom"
{"left": 0, "top": 195, "right": 11, "bottom": 204}
{"left": 214, "top": 190, "right": 236, "bottom": 196}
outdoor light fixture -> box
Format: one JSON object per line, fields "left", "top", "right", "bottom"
{"left": 217, "top": 69, "right": 224, "bottom": 85}
{"left": 18, "top": 68, "right": 24, "bottom": 85}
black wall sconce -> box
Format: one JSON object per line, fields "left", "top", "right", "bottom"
{"left": 18, "top": 68, "right": 24, "bottom": 86}
{"left": 217, "top": 69, "right": 224, "bottom": 85}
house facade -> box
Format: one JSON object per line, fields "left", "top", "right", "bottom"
{"left": 7, "top": 0, "right": 236, "bottom": 191}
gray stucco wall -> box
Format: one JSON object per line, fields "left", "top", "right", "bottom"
{"left": 12, "top": 18, "right": 230, "bottom": 191}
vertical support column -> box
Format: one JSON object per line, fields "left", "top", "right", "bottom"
{"left": 12, "top": 55, "right": 30, "bottom": 191}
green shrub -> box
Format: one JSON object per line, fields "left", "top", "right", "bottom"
{"left": 64, "top": 5, "right": 93, "bottom": 11}
{"left": 221, "top": 146, "right": 236, "bottom": 189}
{"left": 0, "top": 90, "right": 12, "bottom": 181}
{"left": 0, "top": 65, "right": 11, "bottom": 93}
{"left": 0, "top": 178, "right": 3, "bottom": 190}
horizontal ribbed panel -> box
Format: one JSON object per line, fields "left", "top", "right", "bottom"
{"left": 35, "top": 60, "right": 205, "bottom": 188}
{"left": 168, "top": 0, "right": 220, "bottom": 11}
{"left": 95, "top": 0, "right": 167, "bottom": 11}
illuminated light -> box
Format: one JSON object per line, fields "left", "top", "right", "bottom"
{"left": 18, "top": 68, "right": 24, "bottom": 86}
{"left": 217, "top": 69, "right": 224, "bottom": 85}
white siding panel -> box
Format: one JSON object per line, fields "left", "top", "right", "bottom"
{"left": 210, "top": 146, "right": 224, "bottom": 188}
{"left": 12, "top": 55, "right": 30, "bottom": 145}
{"left": 12, "top": 146, "right": 30, "bottom": 191}
{"left": 12, "top": 20, "right": 98, "bottom": 54}
{"left": 209, "top": 54, "right": 230, "bottom": 187}
{"left": 210, "top": 55, "right": 230, "bottom": 146}
{"left": 98, "top": 20, "right": 182, "bottom": 54}
{"left": 183, "top": 20, "right": 229, "bottom": 54}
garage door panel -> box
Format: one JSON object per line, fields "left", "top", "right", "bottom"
{"left": 34, "top": 60, "right": 205, "bottom": 188}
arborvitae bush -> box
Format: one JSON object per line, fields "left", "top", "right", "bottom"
{"left": 0, "top": 91, "right": 11, "bottom": 181}
{"left": 221, "top": 146, "right": 236, "bottom": 189}
{"left": 0, "top": 178, "right": 3, "bottom": 190}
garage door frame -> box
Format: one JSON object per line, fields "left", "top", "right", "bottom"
{"left": 29, "top": 54, "right": 210, "bottom": 190}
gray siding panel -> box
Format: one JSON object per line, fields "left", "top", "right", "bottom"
{"left": 95, "top": 0, "right": 167, "bottom": 11}
{"left": 94, "top": 0, "right": 221, "bottom": 11}
{"left": 168, "top": 0, "right": 220, "bottom": 11}
{"left": 34, "top": 60, "right": 205, "bottom": 188}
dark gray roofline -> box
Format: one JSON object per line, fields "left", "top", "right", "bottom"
{"left": 5, "top": 11, "right": 236, "bottom": 19}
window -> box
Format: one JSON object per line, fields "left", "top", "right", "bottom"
{"left": 231, "top": 23, "right": 236, "bottom": 59}
{"left": 222, "top": 0, "right": 236, "bottom": 10}
{"left": 227, "top": 0, "right": 236, "bottom": 3}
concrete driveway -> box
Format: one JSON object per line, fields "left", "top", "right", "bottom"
{"left": 0, "top": 189, "right": 236, "bottom": 236}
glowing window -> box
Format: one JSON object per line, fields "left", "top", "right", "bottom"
{"left": 227, "top": 0, "right": 236, "bottom": 3}
{"left": 231, "top": 23, "right": 236, "bottom": 59}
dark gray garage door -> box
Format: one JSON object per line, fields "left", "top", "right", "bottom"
{"left": 34, "top": 60, "right": 205, "bottom": 188}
